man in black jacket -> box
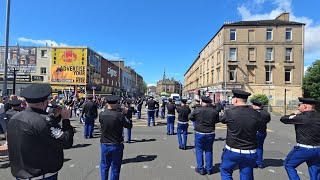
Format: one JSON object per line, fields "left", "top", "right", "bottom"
{"left": 145, "top": 96, "right": 156, "bottom": 126}
{"left": 251, "top": 99, "right": 271, "bottom": 169}
{"left": 81, "top": 96, "right": 98, "bottom": 139}
{"left": 136, "top": 97, "right": 143, "bottom": 119}
{"left": 7, "top": 84, "right": 74, "bottom": 180}
{"left": 166, "top": 98, "right": 176, "bottom": 135}
{"left": 176, "top": 98, "right": 191, "bottom": 150}
{"left": 280, "top": 97, "right": 320, "bottom": 180}
{"left": 99, "top": 95, "right": 132, "bottom": 180}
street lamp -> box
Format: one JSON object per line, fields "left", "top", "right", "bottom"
{"left": 3, "top": 0, "right": 11, "bottom": 96}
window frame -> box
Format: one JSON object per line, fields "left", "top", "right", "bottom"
{"left": 41, "top": 50, "right": 47, "bottom": 58}
{"left": 266, "top": 48, "right": 274, "bottom": 62}
{"left": 285, "top": 69, "right": 292, "bottom": 83}
{"left": 265, "top": 68, "right": 272, "bottom": 83}
{"left": 266, "top": 28, "right": 273, "bottom": 41}
{"left": 230, "top": 29, "right": 236, "bottom": 41}
{"left": 248, "top": 48, "right": 256, "bottom": 62}
{"left": 285, "top": 48, "right": 293, "bottom": 62}
{"left": 286, "top": 28, "right": 292, "bottom": 41}
{"left": 229, "top": 48, "right": 237, "bottom": 62}
{"left": 40, "top": 67, "right": 47, "bottom": 75}
{"left": 229, "top": 68, "right": 236, "bottom": 82}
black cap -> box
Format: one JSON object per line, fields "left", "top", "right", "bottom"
{"left": 201, "top": 96, "right": 212, "bottom": 103}
{"left": 251, "top": 99, "right": 263, "bottom": 106}
{"left": 181, "top": 98, "right": 188, "bottom": 103}
{"left": 125, "top": 98, "right": 132, "bottom": 104}
{"left": 106, "top": 95, "right": 120, "bottom": 104}
{"left": 168, "top": 98, "right": 173, "bottom": 102}
{"left": 21, "top": 84, "right": 52, "bottom": 103}
{"left": 87, "top": 95, "right": 94, "bottom": 100}
{"left": 232, "top": 89, "right": 251, "bottom": 99}
{"left": 298, "top": 97, "right": 318, "bottom": 105}
{"left": 8, "top": 99, "right": 22, "bottom": 106}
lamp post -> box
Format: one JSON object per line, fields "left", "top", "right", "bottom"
{"left": 3, "top": 0, "right": 11, "bottom": 96}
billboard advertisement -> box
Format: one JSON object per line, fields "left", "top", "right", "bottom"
{"left": 50, "top": 48, "right": 87, "bottom": 85}
{"left": 0, "top": 46, "right": 37, "bottom": 73}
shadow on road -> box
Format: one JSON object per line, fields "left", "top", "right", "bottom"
{"left": 122, "top": 155, "right": 157, "bottom": 164}
{"left": 64, "top": 158, "right": 71, "bottom": 162}
{"left": 263, "top": 158, "right": 283, "bottom": 167}
{"left": 214, "top": 137, "right": 226, "bottom": 141}
{"left": 212, "top": 163, "right": 221, "bottom": 174}
{"left": 129, "top": 138, "right": 156, "bottom": 143}
{"left": 156, "top": 122, "right": 167, "bottom": 126}
{"left": 71, "top": 143, "right": 91, "bottom": 149}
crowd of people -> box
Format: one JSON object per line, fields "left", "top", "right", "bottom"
{"left": 0, "top": 85, "right": 319, "bottom": 180}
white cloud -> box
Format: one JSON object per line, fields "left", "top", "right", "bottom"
{"left": 18, "top": 37, "right": 68, "bottom": 46}
{"left": 147, "top": 84, "right": 156, "bottom": 87}
{"left": 98, "top": 52, "right": 122, "bottom": 60}
{"left": 237, "top": 0, "right": 320, "bottom": 64}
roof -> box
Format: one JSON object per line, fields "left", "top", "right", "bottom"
{"left": 224, "top": 20, "right": 305, "bottom": 26}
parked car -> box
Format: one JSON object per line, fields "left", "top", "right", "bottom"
{"left": 174, "top": 98, "right": 181, "bottom": 106}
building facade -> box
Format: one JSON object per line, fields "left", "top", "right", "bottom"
{"left": 156, "top": 70, "right": 182, "bottom": 95}
{"left": 184, "top": 12, "right": 305, "bottom": 107}
{"left": 101, "top": 58, "right": 120, "bottom": 94}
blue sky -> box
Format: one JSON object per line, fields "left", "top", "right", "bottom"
{"left": 0, "top": 0, "right": 319, "bottom": 86}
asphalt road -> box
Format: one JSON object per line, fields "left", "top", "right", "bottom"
{"left": 0, "top": 107, "right": 311, "bottom": 180}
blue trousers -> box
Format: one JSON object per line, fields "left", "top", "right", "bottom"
{"left": 100, "top": 143, "right": 124, "bottom": 180}
{"left": 84, "top": 117, "right": 95, "bottom": 138}
{"left": 220, "top": 148, "right": 257, "bottom": 180}
{"left": 137, "top": 108, "right": 142, "bottom": 119}
{"left": 194, "top": 132, "right": 215, "bottom": 174}
{"left": 284, "top": 146, "right": 320, "bottom": 180}
{"left": 256, "top": 132, "right": 267, "bottom": 166}
{"left": 167, "top": 116, "right": 175, "bottom": 134}
{"left": 17, "top": 173, "right": 58, "bottom": 180}
{"left": 147, "top": 110, "right": 155, "bottom": 126}
{"left": 193, "top": 121, "right": 196, "bottom": 129}
{"left": 155, "top": 109, "right": 159, "bottom": 118}
{"left": 177, "top": 123, "right": 189, "bottom": 148}
{"left": 126, "top": 128, "right": 131, "bottom": 142}
{"left": 161, "top": 108, "right": 165, "bottom": 119}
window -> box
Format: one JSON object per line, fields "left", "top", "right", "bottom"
{"left": 230, "top": 29, "right": 236, "bottom": 41}
{"left": 207, "top": 59, "right": 209, "bottom": 70}
{"left": 285, "top": 69, "right": 291, "bottom": 83}
{"left": 40, "top": 67, "right": 46, "bottom": 74}
{"left": 266, "top": 68, "right": 272, "bottom": 82}
{"left": 217, "top": 51, "right": 221, "bottom": 64}
{"left": 217, "top": 68, "right": 220, "bottom": 82}
{"left": 107, "top": 79, "right": 109, "bottom": 85}
{"left": 248, "top": 48, "right": 255, "bottom": 61}
{"left": 200, "top": 65, "right": 202, "bottom": 74}
{"left": 229, "top": 68, "right": 236, "bottom": 81}
{"left": 285, "top": 48, "right": 293, "bottom": 61}
{"left": 229, "top": 48, "right": 237, "bottom": 61}
{"left": 266, "top": 28, "right": 273, "bottom": 41}
{"left": 41, "top": 50, "right": 47, "bottom": 58}
{"left": 207, "top": 73, "right": 209, "bottom": 84}
{"left": 248, "top": 30, "right": 255, "bottom": 42}
{"left": 266, "top": 48, "right": 273, "bottom": 61}
{"left": 211, "top": 56, "right": 214, "bottom": 67}
{"left": 286, "top": 28, "right": 292, "bottom": 41}
{"left": 211, "top": 71, "right": 214, "bottom": 83}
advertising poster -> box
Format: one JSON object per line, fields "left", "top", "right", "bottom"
{"left": 0, "top": 46, "right": 37, "bottom": 73}
{"left": 50, "top": 48, "right": 87, "bottom": 85}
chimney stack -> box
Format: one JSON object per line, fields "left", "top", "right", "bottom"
{"left": 276, "top": 12, "right": 290, "bottom": 21}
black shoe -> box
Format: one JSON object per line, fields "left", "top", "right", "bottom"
{"left": 183, "top": 147, "right": 187, "bottom": 150}
{"left": 179, "top": 146, "right": 183, "bottom": 149}
{"left": 258, "top": 164, "right": 264, "bottom": 169}
{"left": 207, "top": 169, "right": 213, "bottom": 175}
{"left": 195, "top": 168, "right": 206, "bottom": 175}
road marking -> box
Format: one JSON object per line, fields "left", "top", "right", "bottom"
{"left": 267, "top": 129, "right": 274, "bottom": 132}
{"left": 269, "top": 169, "right": 275, "bottom": 173}
{"left": 288, "top": 142, "right": 291, "bottom": 145}
{"left": 298, "top": 171, "right": 303, "bottom": 174}
{"left": 163, "top": 138, "right": 167, "bottom": 140}
{"left": 134, "top": 138, "right": 137, "bottom": 140}
{"left": 190, "top": 166, "right": 195, "bottom": 169}
{"left": 70, "top": 164, "right": 75, "bottom": 168}
{"left": 167, "top": 165, "right": 172, "bottom": 169}
{"left": 270, "top": 142, "right": 275, "bottom": 144}
{"left": 96, "top": 165, "right": 100, "bottom": 169}
{"left": 143, "top": 165, "right": 148, "bottom": 169}
{"left": 121, "top": 165, "right": 123, "bottom": 168}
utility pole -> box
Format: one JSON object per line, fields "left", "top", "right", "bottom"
{"left": 3, "top": 0, "right": 11, "bottom": 96}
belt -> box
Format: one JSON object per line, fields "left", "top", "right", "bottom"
{"left": 225, "top": 145, "right": 257, "bottom": 154}
{"left": 297, "top": 143, "right": 320, "bottom": 148}
{"left": 195, "top": 131, "right": 215, "bottom": 135}
{"left": 178, "top": 121, "right": 189, "bottom": 124}
{"left": 18, "top": 172, "right": 57, "bottom": 180}
{"left": 167, "top": 114, "right": 175, "bottom": 116}
{"left": 147, "top": 110, "right": 155, "bottom": 111}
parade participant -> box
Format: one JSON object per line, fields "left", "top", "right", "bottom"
{"left": 81, "top": 95, "right": 98, "bottom": 139}
{"left": 220, "top": 90, "right": 263, "bottom": 180}
{"left": 176, "top": 98, "right": 191, "bottom": 150}
{"left": 99, "top": 95, "right": 132, "bottom": 180}
{"left": 251, "top": 99, "right": 271, "bottom": 169}
{"left": 160, "top": 98, "right": 167, "bottom": 119}
{"left": 166, "top": 98, "right": 176, "bottom": 135}
{"left": 155, "top": 98, "right": 160, "bottom": 118}
{"left": 188, "top": 96, "right": 219, "bottom": 175}
{"left": 124, "top": 98, "right": 134, "bottom": 143}
{"left": 280, "top": 97, "right": 320, "bottom": 180}
{"left": 145, "top": 96, "right": 156, "bottom": 126}
{"left": 7, "top": 84, "right": 74, "bottom": 180}
{"left": 4, "top": 99, "right": 22, "bottom": 126}
{"left": 0, "top": 97, "right": 6, "bottom": 146}
{"left": 136, "top": 97, "right": 143, "bottom": 119}
{"left": 191, "top": 99, "right": 201, "bottom": 128}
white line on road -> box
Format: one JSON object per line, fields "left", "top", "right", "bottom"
{"left": 143, "top": 165, "right": 148, "bottom": 169}
{"left": 190, "top": 166, "right": 195, "bottom": 169}
{"left": 288, "top": 142, "right": 291, "bottom": 145}
{"left": 121, "top": 165, "right": 123, "bottom": 168}
{"left": 269, "top": 169, "right": 275, "bottom": 173}
{"left": 167, "top": 166, "right": 172, "bottom": 169}
{"left": 163, "top": 138, "right": 167, "bottom": 140}
{"left": 70, "top": 164, "right": 75, "bottom": 168}
{"left": 271, "top": 142, "right": 275, "bottom": 144}
{"left": 134, "top": 138, "right": 137, "bottom": 140}
{"left": 96, "top": 165, "right": 99, "bottom": 169}
{"left": 298, "top": 171, "right": 303, "bottom": 174}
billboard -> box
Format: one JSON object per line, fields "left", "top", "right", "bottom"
{"left": 50, "top": 48, "right": 87, "bottom": 85}
{"left": 0, "top": 46, "right": 37, "bottom": 73}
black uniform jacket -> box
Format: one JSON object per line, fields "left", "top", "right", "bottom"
{"left": 136, "top": 99, "right": 143, "bottom": 110}
{"left": 192, "top": 104, "right": 201, "bottom": 109}
{"left": 167, "top": 103, "right": 176, "bottom": 115}
{"left": 176, "top": 105, "right": 191, "bottom": 122}
{"left": 188, "top": 105, "right": 219, "bottom": 133}
{"left": 7, "top": 107, "right": 74, "bottom": 179}
{"left": 146, "top": 100, "right": 156, "bottom": 110}
{"left": 99, "top": 109, "right": 132, "bottom": 145}
{"left": 220, "top": 105, "right": 263, "bottom": 150}
{"left": 280, "top": 110, "right": 320, "bottom": 146}
{"left": 82, "top": 101, "right": 98, "bottom": 118}
{"left": 257, "top": 109, "right": 271, "bottom": 133}
{"left": 4, "top": 108, "right": 22, "bottom": 124}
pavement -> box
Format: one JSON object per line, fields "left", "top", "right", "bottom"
{"left": 0, "top": 108, "right": 311, "bottom": 180}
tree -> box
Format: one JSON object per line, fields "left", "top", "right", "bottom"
{"left": 250, "top": 94, "right": 269, "bottom": 105}
{"left": 143, "top": 81, "right": 148, "bottom": 95}
{"left": 303, "top": 60, "right": 320, "bottom": 100}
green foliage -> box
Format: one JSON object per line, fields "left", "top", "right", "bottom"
{"left": 143, "top": 81, "right": 148, "bottom": 94}
{"left": 250, "top": 94, "right": 269, "bottom": 105}
{"left": 303, "top": 60, "right": 320, "bottom": 101}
